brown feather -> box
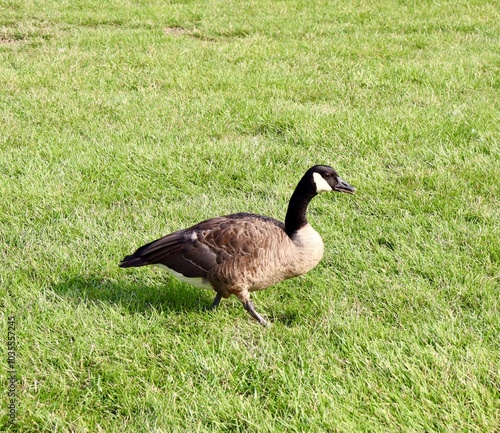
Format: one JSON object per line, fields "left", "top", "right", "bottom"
{"left": 119, "top": 213, "right": 289, "bottom": 283}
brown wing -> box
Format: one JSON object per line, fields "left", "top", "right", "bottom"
{"left": 119, "top": 213, "right": 287, "bottom": 279}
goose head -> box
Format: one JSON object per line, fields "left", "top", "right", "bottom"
{"left": 284, "top": 165, "right": 355, "bottom": 236}
{"left": 308, "top": 165, "right": 356, "bottom": 195}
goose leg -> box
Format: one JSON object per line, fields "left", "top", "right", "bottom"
{"left": 243, "top": 300, "right": 267, "bottom": 326}
{"left": 210, "top": 293, "right": 222, "bottom": 310}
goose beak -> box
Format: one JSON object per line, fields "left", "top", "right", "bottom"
{"left": 334, "top": 177, "right": 356, "bottom": 194}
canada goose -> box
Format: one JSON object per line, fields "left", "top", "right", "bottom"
{"left": 120, "top": 165, "right": 355, "bottom": 325}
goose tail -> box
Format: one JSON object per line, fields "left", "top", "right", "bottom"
{"left": 119, "top": 255, "right": 148, "bottom": 268}
{"left": 119, "top": 240, "right": 156, "bottom": 268}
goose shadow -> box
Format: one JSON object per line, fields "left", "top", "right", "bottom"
{"left": 51, "top": 273, "right": 215, "bottom": 316}
{"left": 52, "top": 274, "right": 302, "bottom": 326}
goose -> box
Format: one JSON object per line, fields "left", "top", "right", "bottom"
{"left": 120, "top": 165, "right": 355, "bottom": 325}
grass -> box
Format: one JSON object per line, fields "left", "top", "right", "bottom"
{"left": 1, "top": 0, "right": 499, "bottom": 431}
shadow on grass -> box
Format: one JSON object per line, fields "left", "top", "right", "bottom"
{"left": 51, "top": 274, "right": 215, "bottom": 316}
{"left": 270, "top": 310, "right": 301, "bottom": 327}
{"left": 52, "top": 274, "right": 302, "bottom": 326}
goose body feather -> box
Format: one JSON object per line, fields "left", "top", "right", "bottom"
{"left": 121, "top": 213, "right": 323, "bottom": 295}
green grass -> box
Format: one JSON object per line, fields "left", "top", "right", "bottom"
{"left": 1, "top": 0, "right": 499, "bottom": 431}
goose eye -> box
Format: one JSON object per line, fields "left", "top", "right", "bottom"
{"left": 323, "top": 173, "right": 330, "bottom": 178}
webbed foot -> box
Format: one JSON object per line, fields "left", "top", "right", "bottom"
{"left": 243, "top": 300, "right": 268, "bottom": 326}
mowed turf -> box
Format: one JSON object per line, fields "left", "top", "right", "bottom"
{"left": 1, "top": 0, "right": 499, "bottom": 431}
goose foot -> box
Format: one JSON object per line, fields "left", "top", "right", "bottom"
{"left": 243, "top": 301, "right": 268, "bottom": 326}
{"left": 210, "top": 293, "right": 222, "bottom": 310}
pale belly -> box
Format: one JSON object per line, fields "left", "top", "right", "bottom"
{"left": 155, "top": 264, "right": 212, "bottom": 289}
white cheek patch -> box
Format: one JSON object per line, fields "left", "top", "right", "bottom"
{"left": 312, "top": 172, "right": 333, "bottom": 193}
{"left": 155, "top": 264, "right": 212, "bottom": 289}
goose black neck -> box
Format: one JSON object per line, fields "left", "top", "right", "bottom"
{"left": 284, "top": 180, "right": 317, "bottom": 237}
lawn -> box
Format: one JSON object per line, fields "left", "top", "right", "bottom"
{"left": 1, "top": 0, "right": 499, "bottom": 431}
